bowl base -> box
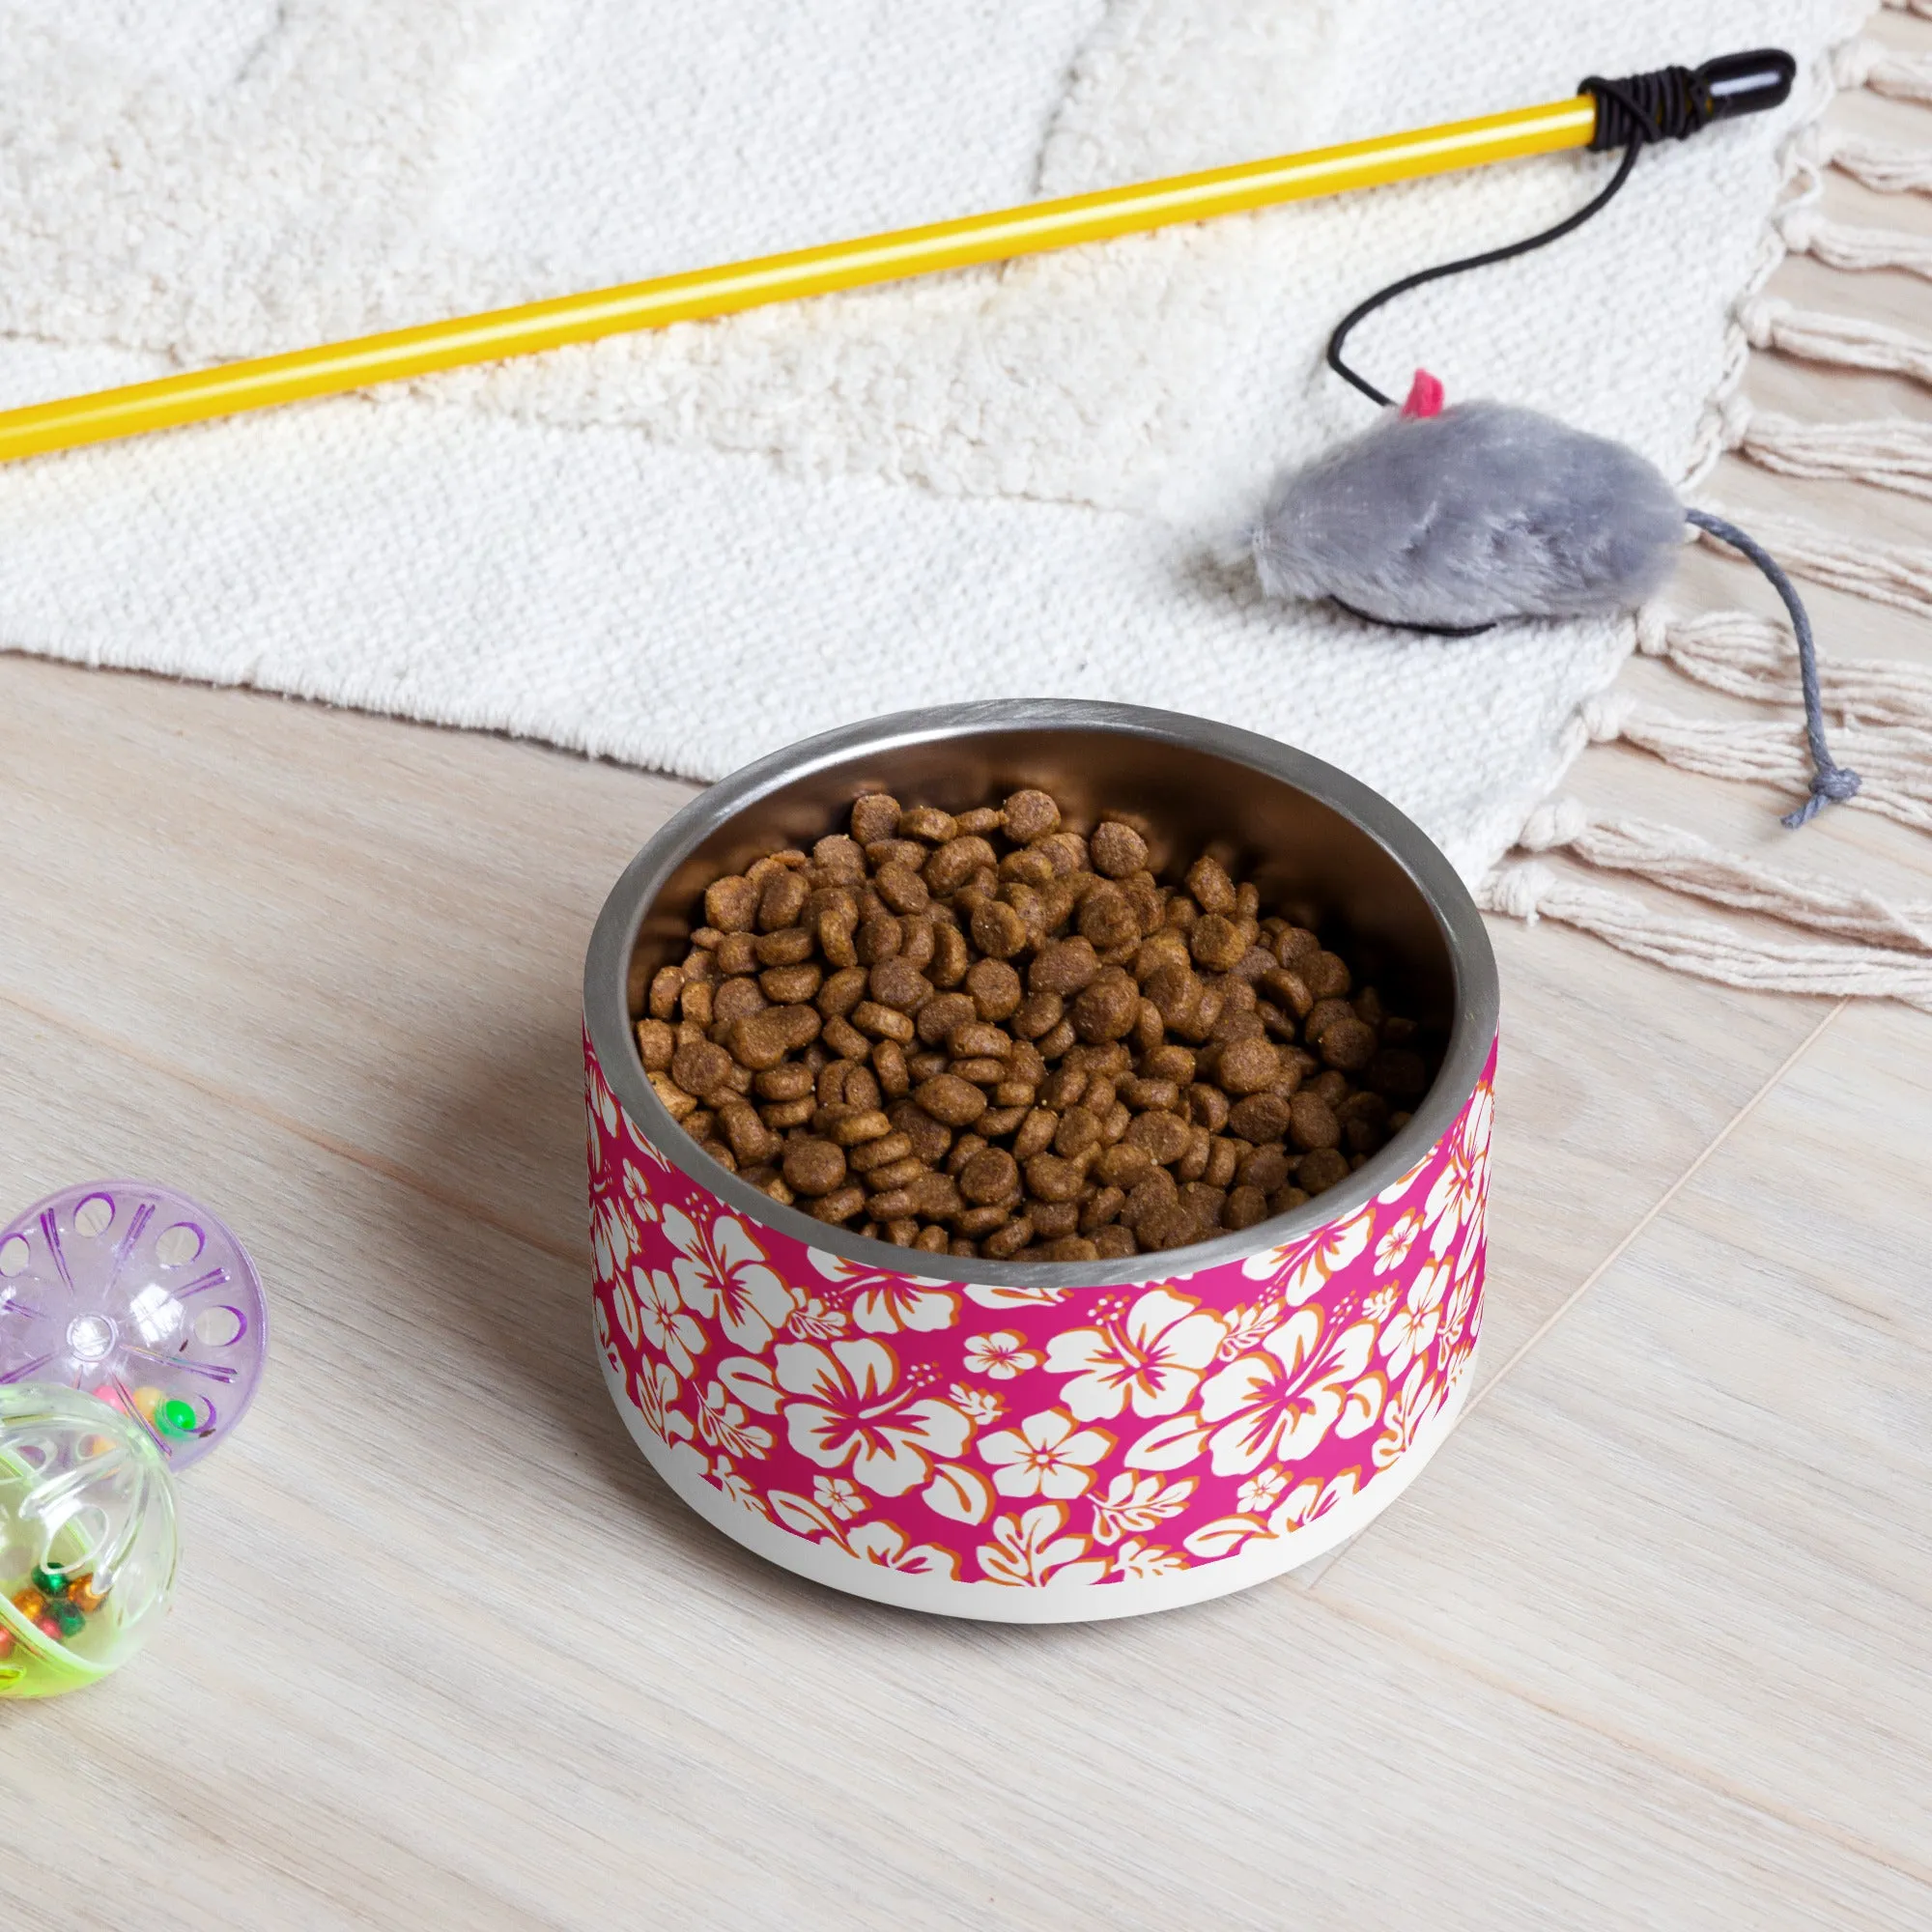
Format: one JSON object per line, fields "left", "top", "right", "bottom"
{"left": 597, "top": 1339, "right": 1472, "bottom": 1624}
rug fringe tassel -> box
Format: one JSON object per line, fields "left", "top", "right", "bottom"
{"left": 1778, "top": 206, "right": 1932, "bottom": 280}
{"left": 1822, "top": 130, "right": 1932, "bottom": 193}
{"left": 1742, "top": 298, "right": 1932, "bottom": 387}
{"left": 1690, "top": 504, "right": 1932, "bottom": 619}
{"left": 1479, "top": 863, "right": 1932, "bottom": 1009}
{"left": 1836, "top": 37, "right": 1932, "bottom": 103}
{"left": 1516, "top": 798, "right": 1932, "bottom": 951}
{"left": 1636, "top": 606, "right": 1932, "bottom": 730}
{"left": 1722, "top": 397, "right": 1932, "bottom": 499}
{"left": 1579, "top": 692, "right": 1932, "bottom": 833}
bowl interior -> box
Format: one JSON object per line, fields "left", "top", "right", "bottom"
{"left": 627, "top": 725, "right": 1455, "bottom": 1036}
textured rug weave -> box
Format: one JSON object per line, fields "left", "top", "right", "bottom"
{"left": 0, "top": 0, "right": 1870, "bottom": 887}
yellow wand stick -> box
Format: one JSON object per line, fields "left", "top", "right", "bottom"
{"left": 0, "top": 53, "right": 1792, "bottom": 466}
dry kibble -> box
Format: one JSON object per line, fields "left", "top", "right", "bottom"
{"left": 965, "top": 957, "right": 1023, "bottom": 1021}
{"left": 916, "top": 1074, "right": 989, "bottom": 1128}
{"left": 1071, "top": 969, "right": 1140, "bottom": 1042}
{"left": 1297, "top": 1147, "right": 1350, "bottom": 1194}
{"left": 1184, "top": 855, "right": 1237, "bottom": 916}
{"left": 1319, "top": 1017, "right": 1378, "bottom": 1072}
{"left": 1304, "top": 951, "right": 1352, "bottom": 998}
{"left": 704, "top": 875, "right": 759, "bottom": 933}
{"left": 643, "top": 784, "right": 1437, "bottom": 1259}
{"left": 1090, "top": 820, "right": 1149, "bottom": 878}
{"left": 635, "top": 1018, "right": 675, "bottom": 1071}
{"left": 848, "top": 794, "right": 903, "bottom": 844}
{"left": 782, "top": 1138, "right": 847, "bottom": 1197}
{"left": 1002, "top": 789, "right": 1061, "bottom": 842}
{"left": 1215, "top": 1037, "right": 1280, "bottom": 1096}
{"left": 971, "top": 899, "right": 1029, "bottom": 960}
{"left": 1189, "top": 915, "right": 1247, "bottom": 973}
{"left": 1288, "top": 1091, "right": 1341, "bottom": 1152}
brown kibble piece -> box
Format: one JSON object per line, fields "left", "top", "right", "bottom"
{"left": 898, "top": 805, "right": 957, "bottom": 843}
{"left": 671, "top": 1039, "right": 734, "bottom": 1098}
{"left": 1184, "top": 855, "right": 1237, "bottom": 916}
{"left": 971, "top": 899, "right": 1029, "bottom": 960}
{"left": 1002, "top": 789, "right": 1061, "bottom": 841}
{"left": 874, "top": 865, "right": 930, "bottom": 915}
{"left": 1319, "top": 1017, "right": 1378, "bottom": 1072}
{"left": 848, "top": 794, "right": 902, "bottom": 844}
{"left": 915, "top": 1074, "right": 989, "bottom": 1128}
{"left": 757, "top": 869, "right": 810, "bottom": 932}
{"left": 704, "top": 875, "right": 759, "bottom": 933}
{"left": 1304, "top": 951, "right": 1352, "bottom": 998}
{"left": 965, "top": 956, "right": 1023, "bottom": 1021}
{"left": 1138, "top": 1203, "right": 1200, "bottom": 1252}
{"left": 1223, "top": 1184, "right": 1269, "bottom": 1232}
{"left": 812, "top": 835, "right": 867, "bottom": 881}
{"left": 1077, "top": 884, "right": 1140, "bottom": 952}
{"left": 1090, "top": 820, "right": 1149, "bottom": 878}
{"left": 828, "top": 1110, "right": 893, "bottom": 1148}
{"left": 635, "top": 1018, "right": 675, "bottom": 1071}
{"left": 958, "top": 1147, "right": 1020, "bottom": 1204}
{"left": 924, "top": 835, "right": 998, "bottom": 895}
{"left": 1024, "top": 1152, "right": 1085, "bottom": 1203}
{"left": 1071, "top": 968, "right": 1141, "bottom": 1042}
{"left": 1297, "top": 1147, "right": 1350, "bottom": 1194}
{"left": 981, "top": 1217, "right": 1034, "bottom": 1261}
{"left": 1095, "top": 1142, "right": 1153, "bottom": 1189}
{"left": 783, "top": 1138, "right": 848, "bottom": 1197}
{"left": 1288, "top": 1092, "right": 1341, "bottom": 1152}
{"left": 868, "top": 957, "right": 932, "bottom": 1011}
{"left": 1227, "top": 1091, "right": 1292, "bottom": 1144}
{"left": 1216, "top": 1037, "right": 1280, "bottom": 1096}
{"left": 851, "top": 1131, "right": 915, "bottom": 1174}
{"left": 1189, "top": 915, "right": 1247, "bottom": 973}
{"left": 1125, "top": 1111, "right": 1191, "bottom": 1165}
{"left": 1029, "top": 937, "right": 1099, "bottom": 997}
{"left": 1370, "top": 1048, "right": 1430, "bottom": 1099}
{"left": 1092, "top": 1224, "right": 1139, "bottom": 1260}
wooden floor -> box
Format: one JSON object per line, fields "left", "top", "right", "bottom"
{"left": 4, "top": 28, "right": 1931, "bottom": 1928}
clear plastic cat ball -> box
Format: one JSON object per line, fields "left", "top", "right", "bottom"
{"left": 0, "top": 1383, "right": 180, "bottom": 1698}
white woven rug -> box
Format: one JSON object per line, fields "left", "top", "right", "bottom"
{"left": 0, "top": 0, "right": 1874, "bottom": 890}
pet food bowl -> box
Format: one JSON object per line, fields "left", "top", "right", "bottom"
{"left": 583, "top": 700, "right": 1497, "bottom": 1622}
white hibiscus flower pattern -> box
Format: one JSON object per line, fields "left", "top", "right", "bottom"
{"left": 586, "top": 1028, "right": 1493, "bottom": 1594}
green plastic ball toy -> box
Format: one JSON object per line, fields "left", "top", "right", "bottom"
{"left": 0, "top": 1384, "right": 180, "bottom": 1698}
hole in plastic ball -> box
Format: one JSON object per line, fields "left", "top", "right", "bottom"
{"left": 0, "top": 1236, "right": 28, "bottom": 1277}
{"left": 72, "top": 1195, "right": 114, "bottom": 1238}
{"left": 154, "top": 1223, "right": 205, "bottom": 1267}
{"left": 192, "top": 1306, "right": 246, "bottom": 1349}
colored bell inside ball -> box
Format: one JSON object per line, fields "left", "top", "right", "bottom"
{"left": 0, "top": 1383, "right": 180, "bottom": 1698}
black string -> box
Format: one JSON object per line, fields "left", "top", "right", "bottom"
{"left": 1326, "top": 77, "right": 1660, "bottom": 408}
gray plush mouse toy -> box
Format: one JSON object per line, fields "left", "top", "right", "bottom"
{"left": 1250, "top": 50, "right": 1860, "bottom": 829}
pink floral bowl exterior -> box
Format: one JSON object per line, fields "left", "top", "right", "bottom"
{"left": 583, "top": 700, "right": 1499, "bottom": 1622}
{"left": 586, "top": 1032, "right": 1494, "bottom": 1623}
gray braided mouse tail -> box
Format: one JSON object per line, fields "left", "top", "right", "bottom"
{"left": 1682, "top": 508, "right": 1861, "bottom": 829}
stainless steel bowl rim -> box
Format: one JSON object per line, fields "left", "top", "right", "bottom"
{"left": 585, "top": 699, "right": 1499, "bottom": 1291}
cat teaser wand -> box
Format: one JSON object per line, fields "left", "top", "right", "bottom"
{"left": 0, "top": 51, "right": 1792, "bottom": 465}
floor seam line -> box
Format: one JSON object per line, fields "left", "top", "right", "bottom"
{"left": 1463, "top": 995, "right": 1850, "bottom": 1420}
{"left": 1310, "top": 996, "right": 1849, "bottom": 1597}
